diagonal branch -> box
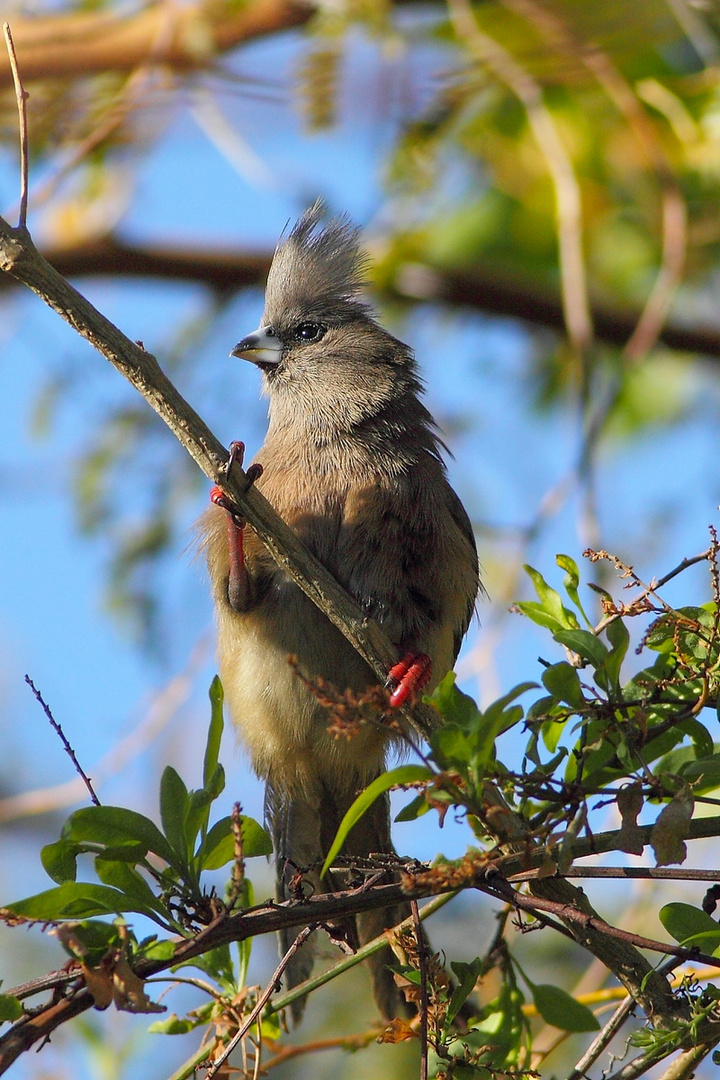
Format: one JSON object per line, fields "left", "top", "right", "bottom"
{"left": 0, "top": 216, "right": 440, "bottom": 742}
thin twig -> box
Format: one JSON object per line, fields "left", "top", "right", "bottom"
{"left": 411, "top": 899, "right": 429, "bottom": 1080}
{"left": 2, "top": 23, "right": 29, "bottom": 229}
{"left": 567, "top": 956, "right": 682, "bottom": 1080}
{"left": 485, "top": 877, "right": 720, "bottom": 970}
{"left": 508, "top": 866, "right": 720, "bottom": 883}
{"left": 448, "top": 0, "right": 592, "bottom": 364}
{"left": 567, "top": 993, "right": 637, "bottom": 1080}
{"left": 205, "top": 925, "right": 316, "bottom": 1079}
{"left": 24, "top": 675, "right": 100, "bottom": 806}
{"left": 0, "top": 639, "right": 204, "bottom": 822}
{"left": 268, "top": 891, "right": 456, "bottom": 1018}
{"left": 229, "top": 801, "right": 245, "bottom": 908}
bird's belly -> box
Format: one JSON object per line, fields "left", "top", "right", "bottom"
{"left": 216, "top": 580, "right": 389, "bottom": 798}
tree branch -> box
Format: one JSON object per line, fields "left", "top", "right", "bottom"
{"left": 0, "top": 216, "right": 440, "bottom": 742}
{"left": 0, "top": 0, "right": 314, "bottom": 86}
{"left": 4, "top": 237, "right": 719, "bottom": 362}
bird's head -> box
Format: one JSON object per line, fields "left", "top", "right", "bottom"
{"left": 231, "top": 203, "right": 421, "bottom": 439}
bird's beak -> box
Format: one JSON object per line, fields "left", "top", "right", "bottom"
{"left": 230, "top": 326, "right": 283, "bottom": 370}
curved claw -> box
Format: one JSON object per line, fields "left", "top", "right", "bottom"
{"left": 386, "top": 652, "right": 432, "bottom": 709}
{"left": 225, "top": 440, "right": 246, "bottom": 475}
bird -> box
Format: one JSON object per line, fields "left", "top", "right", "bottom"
{"left": 200, "top": 202, "right": 479, "bottom": 1021}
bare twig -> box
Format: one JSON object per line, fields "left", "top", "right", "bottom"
{"left": 205, "top": 925, "right": 316, "bottom": 1079}
{"left": 24, "top": 675, "right": 100, "bottom": 806}
{"left": 508, "top": 866, "right": 720, "bottom": 884}
{"left": 229, "top": 801, "right": 245, "bottom": 908}
{"left": 411, "top": 899, "right": 429, "bottom": 1080}
{"left": 566, "top": 957, "right": 681, "bottom": 1080}
{"left": 487, "top": 876, "right": 720, "bottom": 971}
{"left": 448, "top": 0, "right": 592, "bottom": 366}
{"left": 0, "top": 639, "right": 204, "bottom": 822}
{"left": 567, "top": 993, "right": 637, "bottom": 1080}
{"left": 2, "top": 23, "right": 29, "bottom": 229}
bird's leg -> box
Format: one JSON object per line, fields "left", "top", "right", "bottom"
{"left": 386, "top": 651, "right": 432, "bottom": 709}
{"left": 210, "top": 441, "right": 263, "bottom": 613}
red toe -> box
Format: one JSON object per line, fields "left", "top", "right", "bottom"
{"left": 387, "top": 652, "right": 432, "bottom": 708}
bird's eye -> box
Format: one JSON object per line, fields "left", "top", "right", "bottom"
{"left": 294, "top": 321, "right": 326, "bottom": 343}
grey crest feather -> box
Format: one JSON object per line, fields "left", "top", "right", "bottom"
{"left": 263, "top": 201, "right": 371, "bottom": 325}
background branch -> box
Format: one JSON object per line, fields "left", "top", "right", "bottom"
{"left": 2, "top": 237, "right": 717, "bottom": 361}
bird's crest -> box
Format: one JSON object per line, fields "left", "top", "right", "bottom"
{"left": 264, "top": 201, "right": 370, "bottom": 322}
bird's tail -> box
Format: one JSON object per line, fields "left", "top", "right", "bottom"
{"left": 266, "top": 778, "right": 413, "bottom": 1023}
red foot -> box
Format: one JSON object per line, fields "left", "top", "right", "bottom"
{"left": 387, "top": 652, "right": 432, "bottom": 708}
{"left": 211, "top": 441, "right": 263, "bottom": 612}
{"left": 210, "top": 440, "right": 263, "bottom": 523}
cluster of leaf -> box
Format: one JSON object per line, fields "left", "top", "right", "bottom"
{"left": 0, "top": 678, "right": 271, "bottom": 1034}
{"left": 400, "top": 550, "right": 720, "bottom": 862}
{"left": 319, "top": 549, "right": 720, "bottom": 1076}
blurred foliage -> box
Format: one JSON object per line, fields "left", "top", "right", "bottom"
{"left": 4, "top": 0, "right": 720, "bottom": 637}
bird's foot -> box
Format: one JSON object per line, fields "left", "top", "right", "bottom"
{"left": 210, "top": 441, "right": 263, "bottom": 612}
{"left": 210, "top": 441, "right": 263, "bottom": 523}
{"left": 386, "top": 652, "right": 432, "bottom": 708}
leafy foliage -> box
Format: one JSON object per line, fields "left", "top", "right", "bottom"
{"left": 1, "top": 544, "right": 720, "bottom": 1075}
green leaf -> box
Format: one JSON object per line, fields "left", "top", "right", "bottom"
{"left": 447, "top": 957, "right": 482, "bottom": 1026}
{"left": 482, "top": 683, "right": 536, "bottom": 733}
{"left": 674, "top": 929, "right": 720, "bottom": 954}
{"left": 394, "top": 794, "right": 430, "bottom": 822}
{"left": 0, "top": 994, "right": 23, "bottom": 1022}
{"left": 541, "top": 717, "right": 564, "bottom": 754}
{"left": 52, "top": 919, "right": 123, "bottom": 965}
{"left": 41, "top": 840, "right": 81, "bottom": 884}
{"left": 542, "top": 662, "right": 586, "bottom": 709}
{"left": 147, "top": 1014, "right": 198, "bottom": 1035}
{"left": 431, "top": 724, "right": 472, "bottom": 770}
{"left": 660, "top": 903, "right": 720, "bottom": 946}
{"left": 3, "top": 883, "right": 148, "bottom": 920}
{"left": 198, "top": 814, "right": 273, "bottom": 871}
{"left": 183, "top": 944, "right": 237, "bottom": 991}
{"left": 605, "top": 617, "right": 630, "bottom": 691}
{"left": 204, "top": 676, "right": 225, "bottom": 789}
{"left": 679, "top": 754, "right": 720, "bottom": 793}
{"left": 554, "top": 629, "right": 609, "bottom": 670}
{"left": 184, "top": 788, "right": 215, "bottom": 855}
{"left": 556, "top": 554, "right": 591, "bottom": 627}
{"left": 523, "top": 565, "right": 580, "bottom": 630}
{"left": 139, "top": 939, "right": 177, "bottom": 962}
{"left": 530, "top": 983, "right": 600, "bottom": 1032}
{"left": 427, "top": 672, "right": 480, "bottom": 727}
{"left": 61, "top": 806, "right": 173, "bottom": 865}
{"left": 515, "top": 600, "right": 567, "bottom": 632}
{"left": 681, "top": 719, "right": 714, "bottom": 761}
{"left": 159, "top": 767, "right": 190, "bottom": 865}
{"left": 321, "top": 766, "right": 432, "bottom": 878}
{"left": 94, "top": 859, "right": 166, "bottom": 922}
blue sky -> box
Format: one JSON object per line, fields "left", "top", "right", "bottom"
{"left": 1, "top": 19, "right": 720, "bottom": 1079}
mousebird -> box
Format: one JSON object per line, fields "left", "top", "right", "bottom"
{"left": 201, "top": 203, "right": 479, "bottom": 1021}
